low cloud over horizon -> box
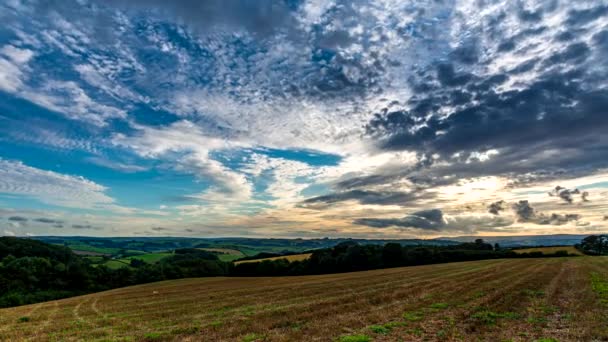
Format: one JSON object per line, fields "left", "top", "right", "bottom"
{"left": 0, "top": 0, "right": 607, "bottom": 238}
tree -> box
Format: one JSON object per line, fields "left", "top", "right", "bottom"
{"left": 130, "top": 258, "right": 146, "bottom": 268}
{"left": 382, "top": 243, "right": 403, "bottom": 267}
{"left": 579, "top": 235, "right": 608, "bottom": 255}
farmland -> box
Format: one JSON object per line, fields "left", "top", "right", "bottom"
{"left": 234, "top": 253, "right": 312, "bottom": 265}
{"left": 200, "top": 248, "right": 246, "bottom": 262}
{"left": 2, "top": 257, "right": 607, "bottom": 341}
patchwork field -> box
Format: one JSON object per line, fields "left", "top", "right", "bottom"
{"left": 234, "top": 253, "right": 312, "bottom": 265}
{"left": 1, "top": 257, "right": 608, "bottom": 341}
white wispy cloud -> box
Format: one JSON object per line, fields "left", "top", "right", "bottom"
{"left": 0, "top": 158, "right": 117, "bottom": 210}
{"left": 112, "top": 121, "right": 253, "bottom": 205}
{"left": 0, "top": 44, "right": 33, "bottom": 92}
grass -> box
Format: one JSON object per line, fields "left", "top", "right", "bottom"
{"left": 590, "top": 272, "right": 608, "bottom": 304}
{"left": 200, "top": 248, "right": 244, "bottom": 255}
{"left": 242, "top": 332, "right": 265, "bottom": 341}
{"left": 234, "top": 253, "right": 312, "bottom": 265}
{"left": 102, "top": 260, "right": 132, "bottom": 269}
{"left": 1, "top": 257, "right": 608, "bottom": 341}
{"left": 199, "top": 248, "right": 246, "bottom": 262}
{"left": 66, "top": 244, "right": 120, "bottom": 255}
{"left": 513, "top": 246, "right": 583, "bottom": 256}
{"left": 470, "top": 309, "right": 521, "bottom": 325}
{"left": 123, "top": 253, "right": 172, "bottom": 264}
{"left": 336, "top": 334, "right": 371, "bottom": 342}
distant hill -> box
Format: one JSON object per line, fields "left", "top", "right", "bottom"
{"left": 434, "top": 234, "right": 594, "bottom": 247}
{"left": 30, "top": 236, "right": 459, "bottom": 257}
{"left": 29, "top": 235, "right": 596, "bottom": 253}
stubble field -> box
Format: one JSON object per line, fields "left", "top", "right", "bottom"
{"left": 1, "top": 257, "right": 607, "bottom": 341}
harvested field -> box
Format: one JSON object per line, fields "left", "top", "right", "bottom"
{"left": 1, "top": 257, "right": 608, "bottom": 341}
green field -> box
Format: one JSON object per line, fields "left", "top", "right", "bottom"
{"left": 101, "top": 260, "right": 131, "bottom": 270}
{"left": 200, "top": 248, "right": 245, "bottom": 262}
{"left": 123, "top": 253, "right": 173, "bottom": 263}
{"left": 64, "top": 244, "right": 120, "bottom": 255}
{"left": 2, "top": 256, "right": 608, "bottom": 341}
{"left": 234, "top": 253, "right": 312, "bottom": 265}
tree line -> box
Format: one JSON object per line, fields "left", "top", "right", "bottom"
{"left": 0, "top": 237, "right": 581, "bottom": 308}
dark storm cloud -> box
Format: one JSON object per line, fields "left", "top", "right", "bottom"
{"left": 151, "top": 227, "right": 169, "bottom": 232}
{"left": 513, "top": 200, "right": 536, "bottom": 221}
{"left": 33, "top": 218, "right": 63, "bottom": 224}
{"left": 367, "top": 66, "right": 606, "bottom": 155}
{"left": 354, "top": 209, "right": 445, "bottom": 230}
{"left": 301, "top": 190, "right": 424, "bottom": 207}
{"left": 353, "top": 209, "right": 513, "bottom": 232}
{"left": 548, "top": 186, "right": 589, "bottom": 204}
{"left": 72, "top": 224, "right": 98, "bottom": 229}
{"left": 8, "top": 216, "right": 27, "bottom": 222}
{"left": 363, "top": 36, "right": 608, "bottom": 188}
{"left": 488, "top": 200, "right": 506, "bottom": 215}
{"left": 512, "top": 200, "right": 581, "bottom": 225}
{"left": 361, "top": 3, "right": 608, "bottom": 189}
{"left": 103, "top": 0, "right": 295, "bottom": 37}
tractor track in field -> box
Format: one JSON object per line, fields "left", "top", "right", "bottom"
{"left": 33, "top": 301, "right": 59, "bottom": 336}
{"left": 72, "top": 297, "right": 91, "bottom": 324}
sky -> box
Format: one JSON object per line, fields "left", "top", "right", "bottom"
{"left": 0, "top": 0, "right": 607, "bottom": 239}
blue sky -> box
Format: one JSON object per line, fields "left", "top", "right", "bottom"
{"left": 1, "top": 0, "right": 607, "bottom": 238}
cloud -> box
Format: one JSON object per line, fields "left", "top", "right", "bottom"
{"left": 85, "top": 156, "right": 148, "bottom": 173}
{"left": 71, "top": 224, "right": 98, "bottom": 230}
{"left": 3, "top": 230, "right": 16, "bottom": 236}
{"left": 0, "top": 0, "right": 607, "bottom": 238}
{"left": 488, "top": 200, "right": 506, "bottom": 215}
{"left": 513, "top": 200, "right": 536, "bottom": 222}
{"left": 354, "top": 208, "right": 512, "bottom": 233}
{"left": 0, "top": 158, "right": 121, "bottom": 210}
{"left": 0, "top": 45, "right": 33, "bottom": 92}
{"left": 113, "top": 121, "right": 252, "bottom": 203}
{"left": 548, "top": 186, "right": 588, "bottom": 204}
{"left": 512, "top": 200, "right": 581, "bottom": 226}
{"left": 361, "top": 2, "right": 608, "bottom": 191}
{"left": 358, "top": 209, "right": 445, "bottom": 230}
{"left": 20, "top": 80, "right": 127, "bottom": 127}
{"left": 33, "top": 218, "right": 63, "bottom": 224}
{"left": 8, "top": 216, "right": 28, "bottom": 222}
{"left": 104, "top": 0, "right": 295, "bottom": 38}
{"left": 302, "top": 190, "right": 422, "bottom": 207}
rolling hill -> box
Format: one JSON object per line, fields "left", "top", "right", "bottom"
{"left": 1, "top": 257, "right": 607, "bottom": 341}
{"left": 435, "top": 234, "right": 596, "bottom": 247}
